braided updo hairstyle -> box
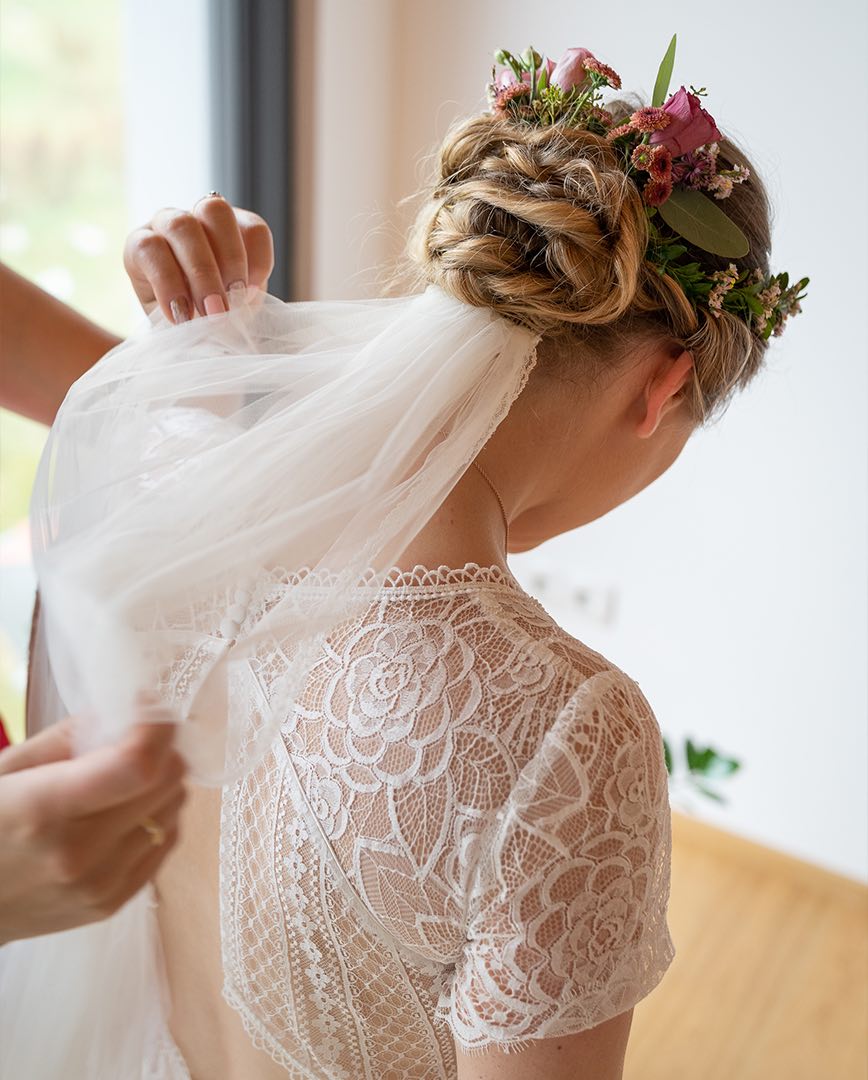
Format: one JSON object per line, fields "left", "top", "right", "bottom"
{"left": 391, "top": 93, "right": 774, "bottom": 426}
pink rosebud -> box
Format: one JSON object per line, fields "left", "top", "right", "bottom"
{"left": 549, "top": 47, "right": 595, "bottom": 93}
{"left": 497, "top": 55, "right": 556, "bottom": 91}
{"left": 649, "top": 86, "right": 722, "bottom": 157}
{"left": 496, "top": 67, "right": 531, "bottom": 89}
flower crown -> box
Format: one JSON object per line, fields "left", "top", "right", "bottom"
{"left": 486, "top": 33, "right": 809, "bottom": 341}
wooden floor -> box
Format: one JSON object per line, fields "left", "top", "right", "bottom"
{"left": 625, "top": 811, "right": 868, "bottom": 1080}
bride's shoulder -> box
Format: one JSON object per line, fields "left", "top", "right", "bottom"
{"left": 249, "top": 556, "right": 633, "bottom": 703}
{"left": 364, "top": 559, "right": 624, "bottom": 698}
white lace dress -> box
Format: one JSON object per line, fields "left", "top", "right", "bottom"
{"left": 151, "top": 561, "right": 676, "bottom": 1079}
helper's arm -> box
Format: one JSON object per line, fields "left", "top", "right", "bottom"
{"left": 0, "top": 262, "right": 123, "bottom": 426}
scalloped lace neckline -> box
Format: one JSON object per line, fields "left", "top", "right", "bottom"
{"left": 255, "top": 560, "right": 531, "bottom": 597}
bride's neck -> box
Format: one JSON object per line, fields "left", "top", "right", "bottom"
{"left": 392, "top": 460, "right": 513, "bottom": 572}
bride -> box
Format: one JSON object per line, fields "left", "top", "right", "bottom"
{"left": 0, "top": 37, "right": 807, "bottom": 1080}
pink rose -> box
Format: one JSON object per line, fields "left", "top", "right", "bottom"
{"left": 649, "top": 86, "right": 721, "bottom": 157}
{"left": 549, "top": 47, "right": 595, "bottom": 93}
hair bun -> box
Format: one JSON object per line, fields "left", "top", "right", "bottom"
{"left": 406, "top": 113, "right": 649, "bottom": 334}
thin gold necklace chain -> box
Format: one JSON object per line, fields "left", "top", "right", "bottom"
{"left": 471, "top": 459, "right": 509, "bottom": 551}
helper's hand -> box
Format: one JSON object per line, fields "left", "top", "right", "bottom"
{"left": 123, "top": 194, "right": 275, "bottom": 324}
{"left": 0, "top": 707, "right": 187, "bottom": 945}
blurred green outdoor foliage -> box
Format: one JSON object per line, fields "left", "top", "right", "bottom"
{"left": 1, "top": 0, "right": 136, "bottom": 741}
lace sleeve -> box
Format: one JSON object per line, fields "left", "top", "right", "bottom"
{"left": 446, "top": 667, "right": 677, "bottom": 1054}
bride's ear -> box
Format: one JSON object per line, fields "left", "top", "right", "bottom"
{"left": 635, "top": 348, "right": 695, "bottom": 439}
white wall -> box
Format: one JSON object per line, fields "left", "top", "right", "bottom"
{"left": 301, "top": 0, "right": 867, "bottom": 882}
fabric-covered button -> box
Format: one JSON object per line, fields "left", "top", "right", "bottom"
{"left": 220, "top": 617, "right": 240, "bottom": 639}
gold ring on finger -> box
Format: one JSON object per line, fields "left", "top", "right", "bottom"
{"left": 140, "top": 816, "right": 166, "bottom": 847}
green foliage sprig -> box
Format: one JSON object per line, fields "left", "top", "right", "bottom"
{"left": 663, "top": 735, "right": 742, "bottom": 804}
{"left": 646, "top": 208, "right": 809, "bottom": 339}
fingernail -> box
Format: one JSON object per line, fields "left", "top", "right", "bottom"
{"left": 203, "top": 293, "right": 227, "bottom": 316}
{"left": 227, "top": 280, "right": 247, "bottom": 305}
{"left": 170, "top": 296, "right": 191, "bottom": 324}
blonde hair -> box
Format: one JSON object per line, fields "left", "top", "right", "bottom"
{"left": 385, "top": 93, "right": 774, "bottom": 426}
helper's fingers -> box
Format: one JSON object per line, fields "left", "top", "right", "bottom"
{"left": 192, "top": 194, "right": 248, "bottom": 303}
{"left": 233, "top": 207, "right": 274, "bottom": 290}
{"left": 37, "top": 717, "right": 183, "bottom": 821}
{"left": 73, "top": 751, "right": 186, "bottom": 849}
{"left": 104, "top": 824, "right": 181, "bottom": 913}
{"left": 0, "top": 717, "right": 75, "bottom": 777}
{"left": 76, "top": 784, "right": 186, "bottom": 910}
{"left": 72, "top": 821, "right": 182, "bottom": 923}
{"left": 149, "top": 206, "right": 229, "bottom": 318}
{"left": 123, "top": 200, "right": 273, "bottom": 324}
{"left": 122, "top": 226, "right": 190, "bottom": 323}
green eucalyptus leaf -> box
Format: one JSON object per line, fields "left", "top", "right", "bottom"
{"left": 686, "top": 743, "right": 717, "bottom": 774}
{"left": 702, "top": 753, "right": 741, "bottom": 779}
{"left": 652, "top": 33, "right": 677, "bottom": 108}
{"left": 657, "top": 188, "right": 750, "bottom": 257}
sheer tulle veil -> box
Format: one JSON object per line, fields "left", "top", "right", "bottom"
{"left": 0, "top": 282, "right": 542, "bottom": 1076}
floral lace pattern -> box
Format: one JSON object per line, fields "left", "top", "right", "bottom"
{"left": 161, "top": 562, "right": 676, "bottom": 1078}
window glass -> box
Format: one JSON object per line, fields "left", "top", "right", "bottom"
{"left": 0, "top": 0, "right": 129, "bottom": 741}
{"left": 0, "top": 0, "right": 212, "bottom": 742}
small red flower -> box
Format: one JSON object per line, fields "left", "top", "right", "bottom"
{"left": 590, "top": 105, "right": 614, "bottom": 126}
{"left": 491, "top": 81, "right": 531, "bottom": 116}
{"left": 582, "top": 55, "right": 622, "bottom": 89}
{"left": 642, "top": 177, "right": 674, "bottom": 207}
{"left": 630, "top": 143, "right": 672, "bottom": 183}
{"left": 631, "top": 144, "right": 655, "bottom": 171}
{"left": 606, "top": 121, "right": 636, "bottom": 142}
{"left": 648, "top": 145, "right": 673, "bottom": 181}
{"left": 630, "top": 106, "right": 671, "bottom": 134}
